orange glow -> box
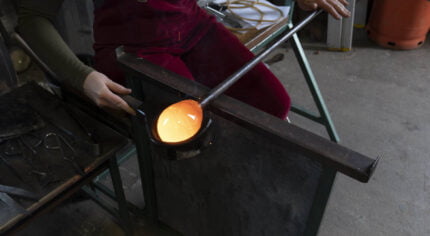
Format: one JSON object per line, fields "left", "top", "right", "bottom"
{"left": 156, "top": 99, "right": 203, "bottom": 143}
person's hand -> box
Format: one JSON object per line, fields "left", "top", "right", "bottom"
{"left": 297, "top": 0, "right": 351, "bottom": 20}
{"left": 83, "top": 71, "right": 136, "bottom": 115}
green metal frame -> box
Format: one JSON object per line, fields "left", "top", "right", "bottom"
{"left": 252, "top": 0, "right": 339, "bottom": 143}
{"left": 288, "top": 26, "right": 340, "bottom": 142}
{"left": 283, "top": 2, "right": 338, "bottom": 236}
{"left": 82, "top": 154, "right": 135, "bottom": 235}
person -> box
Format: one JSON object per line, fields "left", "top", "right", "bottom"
{"left": 18, "top": 0, "right": 350, "bottom": 119}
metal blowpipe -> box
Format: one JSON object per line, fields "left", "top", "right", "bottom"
{"left": 199, "top": 9, "right": 323, "bottom": 108}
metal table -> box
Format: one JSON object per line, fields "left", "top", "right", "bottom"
{"left": 0, "top": 83, "right": 132, "bottom": 235}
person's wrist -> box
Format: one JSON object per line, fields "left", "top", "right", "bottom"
{"left": 75, "top": 66, "right": 94, "bottom": 91}
{"left": 83, "top": 71, "right": 105, "bottom": 104}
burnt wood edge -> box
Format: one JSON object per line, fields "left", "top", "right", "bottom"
{"left": 116, "top": 51, "right": 378, "bottom": 183}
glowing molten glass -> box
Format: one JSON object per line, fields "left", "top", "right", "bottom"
{"left": 156, "top": 99, "right": 203, "bottom": 143}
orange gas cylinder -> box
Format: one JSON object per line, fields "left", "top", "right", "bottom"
{"left": 367, "top": 0, "right": 430, "bottom": 50}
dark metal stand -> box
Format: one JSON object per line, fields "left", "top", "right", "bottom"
{"left": 247, "top": 4, "right": 341, "bottom": 233}
{"left": 303, "top": 168, "right": 337, "bottom": 236}
{"left": 126, "top": 76, "right": 159, "bottom": 223}
{"left": 288, "top": 23, "right": 340, "bottom": 235}
{"left": 81, "top": 156, "right": 134, "bottom": 235}
{"left": 109, "top": 157, "right": 133, "bottom": 234}
{"left": 117, "top": 47, "right": 378, "bottom": 235}
{"left": 285, "top": 4, "right": 340, "bottom": 235}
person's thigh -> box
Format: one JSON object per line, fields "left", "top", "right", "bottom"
{"left": 94, "top": 47, "right": 195, "bottom": 85}
{"left": 94, "top": 46, "right": 127, "bottom": 84}
{"left": 137, "top": 53, "right": 195, "bottom": 80}
{"left": 182, "top": 23, "right": 290, "bottom": 119}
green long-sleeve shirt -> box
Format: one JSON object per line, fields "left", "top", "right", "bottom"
{"left": 18, "top": 0, "right": 93, "bottom": 90}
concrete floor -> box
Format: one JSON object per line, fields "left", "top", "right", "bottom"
{"left": 13, "top": 32, "right": 430, "bottom": 235}
{"left": 270, "top": 34, "right": 430, "bottom": 235}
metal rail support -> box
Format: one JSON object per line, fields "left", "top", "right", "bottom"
{"left": 82, "top": 156, "right": 134, "bottom": 235}
{"left": 280, "top": 2, "right": 340, "bottom": 235}
{"left": 252, "top": 1, "right": 340, "bottom": 143}
{"left": 288, "top": 23, "right": 340, "bottom": 143}
{"left": 108, "top": 157, "right": 134, "bottom": 235}
{"left": 287, "top": 23, "right": 340, "bottom": 233}
{"left": 126, "top": 75, "right": 159, "bottom": 223}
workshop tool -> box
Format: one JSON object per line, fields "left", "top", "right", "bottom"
{"left": 3, "top": 139, "right": 21, "bottom": 156}
{"left": 64, "top": 105, "right": 100, "bottom": 155}
{"left": 0, "top": 100, "right": 44, "bottom": 169}
{"left": 19, "top": 134, "right": 42, "bottom": 155}
{"left": 44, "top": 132, "right": 85, "bottom": 176}
{"left": 122, "top": 95, "right": 214, "bottom": 159}
{"left": 3, "top": 134, "right": 43, "bottom": 165}
{"left": 0, "top": 193, "right": 28, "bottom": 215}
{"left": 30, "top": 170, "right": 47, "bottom": 178}
{"left": 0, "top": 184, "right": 39, "bottom": 201}
{"left": 30, "top": 169, "right": 62, "bottom": 188}
{"left": 38, "top": 104, "right": 101, "bottom": 157}
{"left": 0, "top": 101, "right": 45, "bottom": 141}
{"left": 154, "top": 10, "right": 323, "bottom": 143}
{"left": 204, "top": 4, "right": 251, "bottom": 30}
{"left": 0, "top": 153, "right": 25, "bottom": 183}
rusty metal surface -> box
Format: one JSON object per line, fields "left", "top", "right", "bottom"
{"left": 153, "top": 115, "right": 322, "bottom": 235}
{"left": 0, "top": 100, "right": 45, "bottom": 140}
{"left": 0, "top": 82, "right": 128, "bottom": 234}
